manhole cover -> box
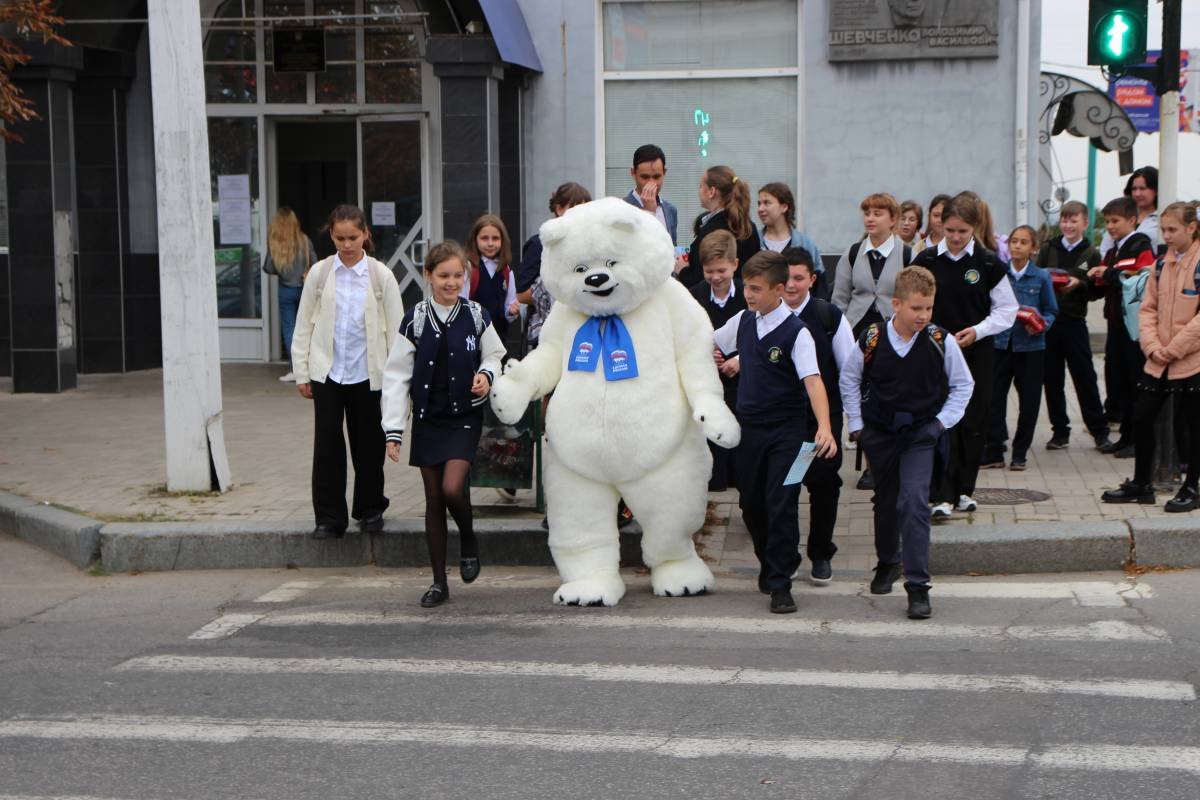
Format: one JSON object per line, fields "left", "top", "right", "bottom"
{"left": 974, "top": 488, "right": 1051, "bottom": 505}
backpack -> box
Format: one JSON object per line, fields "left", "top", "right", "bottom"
{"left": 810, "top": 297, "right": 839, "bottom": 342}
{"left": 1121, "top": 266, "right": 1153, "bottom": 342}
{"left": 410, "top": 298, "right": 486, "bottom": 342}
{"left": 859, "top": 321, "right": 946, "bottom": 367}
{"left": 311, "top": 255, "right": 386, "bottom": 307}
{"left": 848, "top": 240, "right": 913, "bottom": 275}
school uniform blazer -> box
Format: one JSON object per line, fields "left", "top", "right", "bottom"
{"left": 291, "top": 255, "right": 405, "bottom": 391}
{"left": 623, "top": 189, "right": 679, "bottom": 245}
{"left": 830, "top": 235, "right": 907, "bottom": 329}
{"left": 679, "top": 209, "right": 762, "bottom": 288}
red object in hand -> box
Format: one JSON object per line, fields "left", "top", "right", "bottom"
{"left": 1016, "top": 305, "right": 1046, "bottom": 334}
{"left": 1049, "top": 268, "right": 1071, "bottom": 291}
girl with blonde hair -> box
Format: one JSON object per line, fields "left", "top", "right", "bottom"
{"left": 263, "top": 207, "right": 315, "bottom": 381}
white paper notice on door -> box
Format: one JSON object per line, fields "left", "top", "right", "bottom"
{"left": 371, "top": 201, "right": 396, "bottom": 227}
{"left": 217, "top": 174, "right": 253, "bottom": 245}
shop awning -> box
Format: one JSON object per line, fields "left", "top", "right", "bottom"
{"left": 480, "top": 0, "right": 542, "bottom": 72}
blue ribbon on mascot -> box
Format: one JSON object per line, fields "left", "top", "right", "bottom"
{"left": 568, "top": 316, "right": 639, "bottom": 381}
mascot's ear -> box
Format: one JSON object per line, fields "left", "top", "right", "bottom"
{"left": 609, "top": 217, "right": 636, "bottom": 233}
{"left": 540, "top": 216, "right": 568, "bottom": 246}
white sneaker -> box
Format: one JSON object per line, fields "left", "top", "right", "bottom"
{"left": 931, "top": 502, "right": 953, "bottom": 520}
{"left": 956, "top": 495, "right": 978, "bottom": 513}
{"left": 279, "top": 372, "right": 296, "bottom": 382}
{"left": 495, "top": 487, "right": 518, "bottom": 503}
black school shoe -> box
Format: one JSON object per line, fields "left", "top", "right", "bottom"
{"left": 856, "top": 469, "right": 875, "bottom": 491}
{"left": 770, "top": 589, "right": 797, "bottom": 614}
{"left": 1092, "top": 432, "right": 1112, "bottom": 450}
{"left": 1101, "top": 480, "right": 1156, "bottom": 504}
{"left": 460, "top": 555, "right": 481, "bottom": 583}
{"left": 1165, "top": 486, "right": 1200, "bottom": 513}
{"left": 905, "top": 585, "right": 932, "bottom": 619}
{"left": 420, "top": 583, "right": 449, "bottom": 608}
{"left": 869, "top": 562, "right": 903, "bottom": 595}
{"left": 1099, "top": 438, "right": 1131, "bottom": 455}
{"left": 358, "top": 512, "right": 384, "bottom": 533}
{"left": 312, "top": 524, "right": 345, "bottom": 539}
{"left": 1046, "top": 435, "right": 1070, "bottom": 450}
{"left": 810, "top": 559, "right": 833, "bottom": 584}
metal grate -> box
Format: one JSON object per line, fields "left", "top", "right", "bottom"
{"left": 974, "top": 488, "right": 1052, "bottom": 505}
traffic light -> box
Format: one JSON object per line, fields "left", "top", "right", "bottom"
{"left": 1088, "top": 0, "right": 1148, "bottom": 66}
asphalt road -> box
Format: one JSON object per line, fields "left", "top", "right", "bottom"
{"left": 1, "top": 532, "right": 1198, "bottom": 800}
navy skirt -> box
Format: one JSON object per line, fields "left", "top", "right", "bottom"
{"left": 409, "top": 410, "right": 484, "bottom": 467}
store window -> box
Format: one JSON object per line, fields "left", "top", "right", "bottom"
{"left": 208, "top": 117, "right": 262, "bottom": 319}
{"left": 203, "top": 0, "right": 424, "bottom": 106}
{"left": 602, "top": 0, "right": 799, "bottom": 248}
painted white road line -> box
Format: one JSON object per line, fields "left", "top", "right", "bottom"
{"left": 259, "top": 576, "right": 1154, "bottom": 607}
{"left": 186, "top": 613, "right": 266, "bottom": 641}
{"left": 250, "top": 611, "right": 1170, "bottom": 643}
{"left": 251, "top": 580, "right": 328, "bottom": 603}
{"left": 116, "top": 655, "right": 1196, "bottom": 702}
{"left": 3, "top": 715, "right": 1198, "bottom": 775}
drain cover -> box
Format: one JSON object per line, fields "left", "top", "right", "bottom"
{"left": 974, "top": 488, "right": 1051, "bottom": 505}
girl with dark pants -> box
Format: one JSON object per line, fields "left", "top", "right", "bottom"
{"left": 1103, "top": 203, "right": 1200, "bottom": 512}
{"left": 382, "top": 241, "right": 506, "bottom": 607}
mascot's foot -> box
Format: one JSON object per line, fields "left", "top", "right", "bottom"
{"left": 650, "top": 555, "right": 715, "bottom": 598}
{"left": 553, "top": 575, "right": 626, "bottom": 608}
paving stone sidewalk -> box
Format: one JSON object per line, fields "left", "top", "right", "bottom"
{"left": 0, "top": 361, "right": 1190, "bottom": 575}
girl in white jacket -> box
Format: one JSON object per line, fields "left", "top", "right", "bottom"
{"left": 291, "top": 204, "right": 404, "bottom": 539}
{"left": 382, "top": 241, "right": 505, "bottom": 607}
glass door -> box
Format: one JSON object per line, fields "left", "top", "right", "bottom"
{"left": 357, "top": 114, "right": 428, "bottom": 309}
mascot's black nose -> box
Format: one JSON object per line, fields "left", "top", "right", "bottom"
{"left": 584, "top": 273, "right": 610, "bottom": 288}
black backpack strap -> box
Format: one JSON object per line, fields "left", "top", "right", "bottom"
{"left": 848, "top": 241, "right": 862, "bottom": 268}
{"left": 902, "top": 244, "right": 913, "bottom": 266}
{"left": 924, "top": 324, "right": 947, "bottom": 359}
{"left": 815, "top": 298, "right": 837, "bottom": 340}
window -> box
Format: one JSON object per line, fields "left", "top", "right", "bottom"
{"left": 602, "top": 1, "right": 800, "bottom": 248}
{"left": 208, "top": 118, "right": 262, "bottom": 319}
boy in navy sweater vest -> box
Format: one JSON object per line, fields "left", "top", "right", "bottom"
{"left": 841, "top": 266, "right": 975, "bottom": 619}
{"left": 713, "top": 251, "right": 837, "bottom": 614}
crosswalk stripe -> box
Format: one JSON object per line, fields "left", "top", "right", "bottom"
{"left": 281, "top": 577, "right": 1153, "bottom": 607}
{"left": 3, "top": 715, "right": 1198, "bottom": 774}
{"left": 244, "top": 611, "right": 1170, "bottom": 643}
{"left": 187, "top": 613, "right": 265, "bottom": 641}
{"left": 115, "top": 655, "right": 1196, "bottom": 702}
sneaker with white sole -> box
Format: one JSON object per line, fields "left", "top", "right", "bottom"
{"left": 931, "top": 502, "right": 953, "bottom": 520}
{"left": 279, "top": 372, "right": 296, "bottom": 382}
{"left": 955, "top": 495, "right": 978, "bottom": 513}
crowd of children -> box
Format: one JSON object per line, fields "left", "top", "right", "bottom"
{"left": 284, "top": 140, "right": 1197, "bottom": 617}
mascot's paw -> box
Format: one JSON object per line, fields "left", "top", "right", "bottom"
{"left": 651, "top": 555, "right": 715, "bottom": 598}
{"left": 692, "top": 397, "right": 742, "bottom": 449}
{"left": 553, "top": 575, "right": 626, "bottom": 608}
{"left": 490, "top": 372, "right": 534, "bottom": 425}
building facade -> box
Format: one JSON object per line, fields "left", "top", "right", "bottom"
{"left": 1, "top": 0, "right": 1040, "bottom": 391}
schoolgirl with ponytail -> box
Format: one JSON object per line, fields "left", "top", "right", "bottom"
{"left": 678, "top": 165, "right": 762, "bottom": 288}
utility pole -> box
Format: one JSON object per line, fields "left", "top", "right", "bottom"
{"left": 1154, "top": 0, "right": 1181, "bottom": 484}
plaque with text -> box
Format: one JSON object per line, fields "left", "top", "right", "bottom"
{"left": 828, "top": 0, "right": 998, "bottom": 62}
{"left": 272, "top": 27, "right": 326, "bottom": 73}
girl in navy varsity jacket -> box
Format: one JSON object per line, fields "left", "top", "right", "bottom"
{"left": 463, "top": 214, "right": 520, "bottom": 342}
{"left": 383, "top": 241, "right": 506, "bottom": 608}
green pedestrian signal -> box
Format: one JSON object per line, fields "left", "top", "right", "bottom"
{"left": 1088, "top": 1, "right": 1147, "bottom": 66}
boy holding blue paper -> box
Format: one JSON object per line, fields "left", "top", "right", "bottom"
{"left": 713, "top": 251, "right": 837, "bottom": 614}
{"left": 840, "top": 266, "right": 975, "bottom": 620}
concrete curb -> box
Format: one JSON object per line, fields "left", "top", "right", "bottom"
{"left": 1128, "top": 517, "right": 1200, "bottom": 568}
{"left": 930, "top": 522, "right": 1131, "bottom": 574}
{"left": 0, "top": 491, "right": 102, "bottom": 568}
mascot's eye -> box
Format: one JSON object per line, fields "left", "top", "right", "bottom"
{"left": 605, "top": 259, "right": 617, "bottom": 268}
{"left": 574, "top": 265, "right": 587, "bottom": 273}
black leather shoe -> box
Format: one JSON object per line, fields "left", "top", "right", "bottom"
{"left": 359, "top": 513, "right": 384, "bottom": 533}
{"left": 312, "top": 524, "right": 345, "bottom": 539}
{"left": 856, "top": 469, "right": 875, "bottom": 491}
{"left": 460, "top": 555, "right": 481, "bottom": 583}
{"left": 1099, "top": 438, "right": 1130, "bottom": 455}
{"left": 1046, "top": 435, "right": 1070, "bottom": 450}
{"left": 1165, "top": 486, "right": 1200, "bottom": 513}
{"left": 869, "top": 562, "right": 902, "bottom": 595}
{"left": 420, "top": 583, "right": 448, "bottom": 608}
{"left": 1092, "top": 432, "right": 1111, "bottom": 450}
{"left": 905, "top": 585, "right": 932, "bottom": 619}
{"left": 810, "top": 559, "right": 832, "bottom": 584}
{"left": 769, "top": 589, "right": 797, "bottom": 614}
{"left": 1101, "top": 480, "right": 1156, "bottom": 504}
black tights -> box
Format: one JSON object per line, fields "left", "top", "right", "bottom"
{"left": 1133, "top": 390, "right": 1200, "bottom": 489}
{"left": 420, "top": 460, "right": 476, "bottom": 587}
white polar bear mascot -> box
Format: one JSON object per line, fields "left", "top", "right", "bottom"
{"left": 490, "top": 197, "right": 740, "bottom": 607}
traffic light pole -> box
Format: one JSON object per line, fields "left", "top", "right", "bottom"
{"left": 1153, "top": 0, "right": 1181, "bottom": 486}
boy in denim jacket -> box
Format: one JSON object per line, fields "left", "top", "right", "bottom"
{"left": 983, "top": 226, "right": 1058, "bottom": 470}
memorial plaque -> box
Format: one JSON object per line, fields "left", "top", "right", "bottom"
{"left": 272, "top": 27, "right": 326, "bottom": 73}
{"left": 828, "top": 0, "right": 999, "bottom": 62}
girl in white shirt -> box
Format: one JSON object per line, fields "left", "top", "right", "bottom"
{"left": 383, "top": 241, "right": 506, "bottom": 607}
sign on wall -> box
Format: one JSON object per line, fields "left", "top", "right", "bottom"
{"left": 1108, "top": 50, "right": 1199, "bottom": 134}
{"left": 828, "top": 0, "right": 999, "bottom": 62}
